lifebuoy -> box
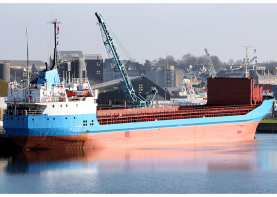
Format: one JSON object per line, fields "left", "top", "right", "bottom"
{"left": 29, "top": 95, "right": 32, "bottom": 100}
{"left": 46, "top": 95, "right": 50, "bottom": 100}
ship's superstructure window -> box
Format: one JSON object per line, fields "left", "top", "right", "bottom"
{"left": 76, "top": 104, "right": 78, "bottom": 107}
{"left": 66, "top": 104, "right": 68, "bottom": 107}
{"left": 60, "top": 104, "right": 62, "bottom": 107}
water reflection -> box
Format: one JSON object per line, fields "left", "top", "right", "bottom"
{"left": 2, "top": 139, "right": 268, "bottom": 174}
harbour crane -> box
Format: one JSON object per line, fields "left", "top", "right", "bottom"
{"left": 239, "top": 56, "right": 257, "bottom": 78}
{"left": 95, "top": 12, "right": 157, "bottom": 107}
{"left": 204, "top": 48, "right": 217, "bottom": 77}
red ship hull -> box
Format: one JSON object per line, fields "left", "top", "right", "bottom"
{"left": 10, "top": 120, "right": 259, "bottom": 150}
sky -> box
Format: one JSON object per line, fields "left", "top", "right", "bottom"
{"left": 0, "top": 3, "right": 277, "bottom": 64}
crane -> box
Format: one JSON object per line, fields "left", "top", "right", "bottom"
{"left": 95, "top": 12, "right": 157, "bottom": 107}
{"left": 204, "top": 48, "right": 217, "bottom": 77}
{"left": 239, "top": 56, "right": 257, "bottom": 78}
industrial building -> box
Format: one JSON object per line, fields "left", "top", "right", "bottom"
{"left": 103, "top": 69, "right": 140, "bottom": 82}
{"left": 50, "top": 51, "right": 103, "bottom": 84}
{"left": 145, "top": 67, "right": 184, "bottom": 88}
{"left": 91, "top": 76, "right": 170, "bottom": 108}
{"left": 84, "top": 54, "right": 103, "bottom": 83}
{"left": 0, "top": 60, "right": 45, "bottom": 83}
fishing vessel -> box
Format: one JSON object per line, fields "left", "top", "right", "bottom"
{"left": 3, "top": 14, "right": 274, "bottom": 150}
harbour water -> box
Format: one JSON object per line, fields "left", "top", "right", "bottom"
{"left": 0, "top": 134, "right": 277, "bottom": 194}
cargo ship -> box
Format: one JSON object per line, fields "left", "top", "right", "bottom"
{"left": 3, "top": 15, "right": 275, "bottom": 150}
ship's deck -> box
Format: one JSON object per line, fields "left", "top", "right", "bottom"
{"left": 97, "top": 104, "right": 261, "bottom": 125}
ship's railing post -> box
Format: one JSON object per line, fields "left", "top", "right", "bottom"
{"left": 25, "top": 110, "right": 27, "bottom": 116}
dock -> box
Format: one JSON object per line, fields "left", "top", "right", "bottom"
{"left": 0, "top": 126, "right": 21, "bottom": 150}
{"left": 256, "top": 123, "right": 277, "bottom": 133}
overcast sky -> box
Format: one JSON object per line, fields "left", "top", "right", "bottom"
{"left": 1, "top": 3, "right": 277, "bottom": 64}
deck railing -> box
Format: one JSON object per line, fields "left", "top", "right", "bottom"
{"left": 5, "top": 95, "right": 67, "bottom": 103}
{"left": 5, "top": 109, "right": 44, "bottom": 116}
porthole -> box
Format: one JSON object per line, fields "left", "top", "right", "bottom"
{"left": 60, "top": 104, "right": 62, "bottom": 107}
{"left": 76, "top": 104, "right": 78, "bottom": 107}
{"left": 66, "top": 104, "right": 68, "bottom": 107}
{"left": 52, "top": 105, "right": 55, "bottom": 108}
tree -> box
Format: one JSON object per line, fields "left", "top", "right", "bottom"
{"left": 151, "top": 59, "right": 158, "bottom": 66}
{"left": 158, "top": 57, "right": 166, "bottom": 66}
{"left": 125, "top": 61, "right": 142, "bottom": 70}
{"left": 197, "top": 55, "right": 207, "bottom": 66}
{"left": 229, "top": 59, "right": 234, "bottom": 65}
{"left": 182, "top": 53, "right": 197, "bottom": 67}
{"left": 210, "top": 55, "right": 222, "bottom": 72}
{"left": 167, "top": 55, "right": 177, "bottom": 67}
{"left": 235, "top": 60, "right": 243, "bottom": 65}
{"left": 144, "top": 59, "right": 151, "bottom": 66}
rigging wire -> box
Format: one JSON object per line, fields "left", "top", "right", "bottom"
{"left": 21, "top": 5, "right": 31, "bottom": 85}
{"left": 104, "top": 19, "right": 135, "bottom": 63}
{"left": 47, "top": 23, "right": 49, "bottom": 63}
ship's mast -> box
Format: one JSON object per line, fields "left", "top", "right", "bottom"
{"left": 240, "top": 46, "right": 254, "bottom": 78}
{"left": 48, "top": 19, "right": 61, "bottom": 70}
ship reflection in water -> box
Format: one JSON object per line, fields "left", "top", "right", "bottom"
{"left": 7, "top": 141, "right": 259, "bottom": 173}
{"left": 1, "top": 134, "right": 277, "bottom": 194}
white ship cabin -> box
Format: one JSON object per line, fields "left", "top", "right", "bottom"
{"left": 5, "top": 78, "right": 98, "bottom": 116}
